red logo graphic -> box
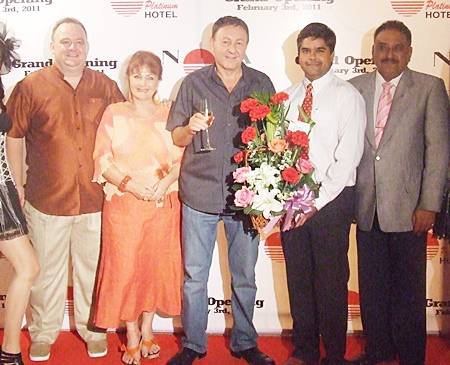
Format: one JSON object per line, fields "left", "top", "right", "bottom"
{"left": 348, "top": 290, "right": 361, "bottom": 320}
{"left": 264, "top": 232, "right": 284, "bottom": 262}
{"left": 391, "top": 1, "right": 425, "bottom": 17}
{"left": 427, "top": 232, "right": 439, "bottom": 260}
{"left": 65, "top": 286, "right": 74, "bottom": 317}
{"left": 183, "top": 49, "right": 215, "bottom": 74}
{"left": 111, "top": 1, "right": 145, "bottom": 17}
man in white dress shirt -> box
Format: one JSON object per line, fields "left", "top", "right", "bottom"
{"left": 280, "top": 23, "right": 366, "bottom": 365}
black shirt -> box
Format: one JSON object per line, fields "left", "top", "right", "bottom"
{"left": 167, "top": 63, "right": 275, "bottom": 214}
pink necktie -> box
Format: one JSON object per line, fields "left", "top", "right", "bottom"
{"left": 299, "top": 83, "right": 313, "bottom": 121}
{"left": 375, "top": 82, "right": 394, "bottom": 147}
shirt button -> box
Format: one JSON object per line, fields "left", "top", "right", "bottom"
{"left": 375, "top": 155, "right": 381, "bottom": 161}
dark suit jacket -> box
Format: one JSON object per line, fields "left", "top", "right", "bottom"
{"left": 349, "top": 68, "right": 450, "bottom": 232}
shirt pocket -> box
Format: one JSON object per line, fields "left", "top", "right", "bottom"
{"left": 311, "top": 110, "right": 334, "bottom": 143}
{"left": 85, "top": 98, "right": 107, "bottom": 125}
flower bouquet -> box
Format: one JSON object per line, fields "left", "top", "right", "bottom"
{"left": 231, "top": 90, "right": 319, "bottom": 233}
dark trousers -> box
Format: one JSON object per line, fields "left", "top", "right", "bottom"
{"left": 356, "top": 216, "right": 427, "bottom": 365}
{"left": 281, "top": 187, "right": 354, "bottom": 365}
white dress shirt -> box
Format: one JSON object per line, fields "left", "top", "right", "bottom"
{"left": 285, "top": 69, "right": 367, "bottom": 210}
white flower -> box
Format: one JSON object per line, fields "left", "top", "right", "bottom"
{"left": 252, "top": 188, "right": 284, "bottom": 218}
{"left": 249, "top": 162, "right": 280, "bottom": 188}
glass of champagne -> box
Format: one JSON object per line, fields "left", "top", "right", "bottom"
{"left": 199, "top": 98, "right": 215, "bottom": 152}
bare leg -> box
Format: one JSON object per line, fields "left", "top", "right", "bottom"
{"left": 122, "top": 320, "right": 141, "bottom": 365}
{"left": 0, "top": 235, "right": 39, "bottom": 354}
{"left": 141, "top": 311, "right": 159, "bottom": 358}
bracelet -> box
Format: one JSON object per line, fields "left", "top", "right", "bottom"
{"left": 118, "top": 175, "right": 132, "bottom": 192}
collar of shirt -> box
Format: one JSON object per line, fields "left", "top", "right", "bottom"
{"left": 207, "top": 62, "right": 251, "bottom": 91}
{"left": 49, "top": 63, "right": 87, "bottom": 81}
{"left": 303, "top": 68, "right": 334, "bottom": 96}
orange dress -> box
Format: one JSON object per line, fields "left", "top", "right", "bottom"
{"left": 93, "top": 102, "right": 183, "bottom": 328}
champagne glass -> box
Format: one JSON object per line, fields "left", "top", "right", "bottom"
{"left": 199, "top": 99, "right": 215, "bottom": 152}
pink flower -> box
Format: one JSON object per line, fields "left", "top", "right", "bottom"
{"left": 233, "top": 167, "right": 251, "bottom": 183}
{"left": 296, "top": 158, "right": 313, "bottom": 174}
{"left": 234, "top": 186, "right": 255, "bottom": 208}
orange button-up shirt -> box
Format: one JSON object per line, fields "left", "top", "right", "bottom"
{"left": 7, "top": 65, "right": 125, "bottom": 216}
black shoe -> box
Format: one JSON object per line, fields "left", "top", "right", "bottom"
{"left": 231, "top": 347, "right": 276, "bottom": 365}
{"left": 348, "top": 352, "right": 396, "bottom": 365}
{"left": 166, "top": 347, "right": 206, "bottom": 365}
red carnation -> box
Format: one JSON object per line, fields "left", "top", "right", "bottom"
{"left": 286, "top": 130, "right": 309, "bottom": 147}
{"left": 249, "top": 105, "right": 271, "bottom": 122}
{"left": 282, "top": 167, "right": 300, "bottom": 184}
{"left": 233, "top": 150, "right": 245, "bottom": 163}
{"left": 240, "top": 98, "right": 259, "bottom": 113}
{"left": 241, "top": 126, "right": 257, "bottom": 144}
{"left": 270, "top": 92, "right": 289, "bottom": 105}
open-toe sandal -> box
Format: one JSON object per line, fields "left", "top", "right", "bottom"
{"left": 120, "top": 343, "right": 140, "bottom": 364}
{"left": 141, "top": 339, "right": 160, "bottom": 359}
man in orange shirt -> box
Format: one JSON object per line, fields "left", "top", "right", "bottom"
{"left": 6, "top": 17, "right": 124, "bottom": 362}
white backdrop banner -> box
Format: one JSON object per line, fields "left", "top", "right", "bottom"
{"left": 0, "top": 0, "right": 449, "bottom": 334}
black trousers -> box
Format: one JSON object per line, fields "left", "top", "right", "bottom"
{"left": 281, "top": 187, "right": 354, "bottom": 365}
{"left": 356, "top": 216, "right": 427, "bottom": 365}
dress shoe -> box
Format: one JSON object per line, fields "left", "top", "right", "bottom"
{"left": 166, "top": 347, "right": 206, "bottom": 365}
{"left": 87, "top": 339, "right": 108, "bottom": 358}
{"left": 282, "top": 357, "right": 313, "bottom": 365}
{"left": 348, "top": 352, "right": 396, "bottom": 365}
{"left": 29, "top": 342, "right": 51, "bottom": 362}
{"left": 231, "top": 347, "right": 276, "bottom": 365}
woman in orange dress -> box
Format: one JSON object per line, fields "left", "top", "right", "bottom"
{"left": 93, "top": 51, "right": 182, "bottom": 365}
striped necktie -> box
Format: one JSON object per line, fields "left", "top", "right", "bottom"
{"left": 299, "top": 83, "right": 313, "bottom": 121}
{"left": 375, "top": 82, "right": 394, "bottom": 147}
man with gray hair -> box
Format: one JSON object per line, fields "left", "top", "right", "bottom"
{"left": 6, "top": 17, "right": 124, "bottom": 361}
{"left": 166, "top": 15, "right": 275, "bottom": 365}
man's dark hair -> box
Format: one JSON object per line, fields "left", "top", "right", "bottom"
{"left": 297, "top": 22, "right": 336, "bottom": 53}
{"left": 374, "top": 20, "right": 412, "bottom": 46}
{"left": 212, "top": 16, "right": 249, "bottom": 42}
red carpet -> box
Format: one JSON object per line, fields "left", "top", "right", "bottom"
{"left": 1, "top": 331, "right": 450, "bottom": 364}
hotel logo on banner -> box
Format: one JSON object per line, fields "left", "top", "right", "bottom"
{"left": 264, "top": 232, "right": 285, "bottom": 262}
{"left": 182, "top": 49, "right": 214, "bottom": 74}
{"left": 1, "top": 0, "right": 52, "bottom": 13}
{"left": 348, "top": 291, "right": 361, "bottom": 321}
{"left": 390, "top": 0, "right": 450, "bottom": 18}
{"left": 110, "top": 0, "right": 178, "bottom": 18}
{"left": 427, "top": 233, "right": 440, "bottom": 261}
{"left": 226, "top": 0, "right": 333, "bottom": 12}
